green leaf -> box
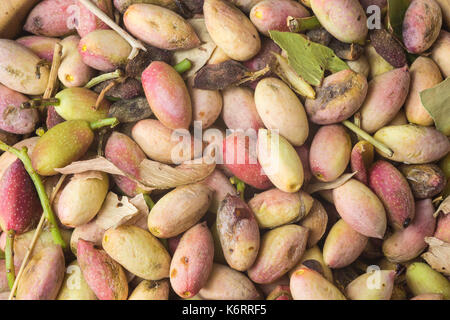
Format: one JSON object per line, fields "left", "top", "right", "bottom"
{"left": 269, "top": 31, "right": 349, "bottom": 86}
{"left": 387, "top": 0, "right": 411, "bottom": 40}
{"left": 420, "top": 77, "right": 450, "bottom": 136}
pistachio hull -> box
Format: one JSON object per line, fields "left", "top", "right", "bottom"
{"left": 310, "top": 0, "right": 368, "bottom": 43}
{"left": 103, "top": 225, "right": 171, "bottom": 280}
{"left": 374, "top": 125, "right": 450, "bottom": 164}
{"left": 198, "top": 263, "right": 261, "bottom": 300}
{"left": 290, "top": 268, "right": 346, "bottom": 300}
{"left": 204, "top": 0, "right": 261, "bottom": 61}
{"left": 255, "top": 77, "right": 309, "bottom": 146}
{"left": 128, "top": 279, "right": 170, "bottom": 300}
{"left": 148, "top": 184, "right": 212, "bottom": 238}
{"left": 323, "top": 219, "right": 368, "bottom": 269}
{"left": 249, "top": 188, "right": 313, "bottom": 229}
{"left": 16, "top": 246, "right": 65, "bottom": 300}
{"left": 404, "top": 57, "right": 442, "bottom": 126}
{"left": 333, "top": 179, "right": 387, "bottom": 239}
{"left": 406, "top": 262, "right": 450, "bottom": 299}
{"left": 360, "top": 66, "right": 410, "bottom": 133}
{"left": 0, "top": 40, "right": 49, "bottom": 95}
{"left": 57, "top": 261, "right": 97, "bottom": 300}
{"left": 123, "top": 4, "right": 200, "bottom": 50}
{"left": 403, "top": 0, "right": 442, "bottom": 53}
{"left": 77, "top": 239, "right": 129, "bottom": 300}
{"left": 257, "top": 129, "right": 304, "bottom": 193}
{"left": 309, "top": 125, "right": 351, "bottom": 182}
{"left": 217, "top": 195, "right": 260, "bottom": 271}
{"left": 247, "top": 224, "right": 309, "bottom": 284}
{"left": 368, "top": 160, "right": 415, "bottom": 230}
{"left": 382, "top": 199, "right": 436, "bottom": 263}
{"left": 345, "top": 270, "right": 395, "bottom": 300}
{"left": 305, "top": 70, "right": 368, "bottom": 125}
{"left": 170, "top": 223, "right": 214, "bottom": 298}
{"left": 54, "top": 172, "right": 109, "bottom": 227}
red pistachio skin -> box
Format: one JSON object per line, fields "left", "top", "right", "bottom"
{"left": 77, "top": 239, "right": 128, "bottom": 300}
{"left": 170, "top": 222, "right": 214, "bottom": 298}
{"left": 222, "top": 132, "right": 272, "bottom": 190}
{"left": 105, "top": 131, "right": 147, "bottom": 197}
{"left": 369, "top": 160, "right": 415, "bottom": 230}
{"left": 0, "top": 159, "right": 41, "bottom": 233}
{"left": 142, "top": 61, "right": 192, "bottom": 130}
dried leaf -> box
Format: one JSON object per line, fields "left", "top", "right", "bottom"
{"left": 138, "top": 157, "right": 216, "bottom": 189}
{"left": 269, "top": 31, "right": 349, "bottom": 86}
{"left": 56, "top": 156, "right": 215, "bottom": 190}
{"left": 173, "top": 18, "right": 217, "bottom": 78}
{"left": 420, "top": 77, "right": 450, "bottom": 136}
{"left": 95, "top": 192, "right": 140, "bottom": 230}
{"left": 434, "top": 195, "right": 450, "bottom": 217}
{"left": 193, "top": 60, "right": 248, "bottom": 90}
{"left": 71, "top": 170, "right": 105, "bottom": 182}
{"left": 55, "top": 157, "right": 154, "bottom": 192}
{"left": 127, "top": 193, "right": 150, "bottom": 229}
{"left": 387, "top": 0, "right": 411, "bottom": 40}
{"left": 422, "top": 237, "right": 450, "bottom": 276}
{"left": 305, "top": 172, "right": 357, "bottom": 194}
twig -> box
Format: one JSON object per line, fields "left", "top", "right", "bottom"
{"left": 342, "top": 120, "right": 394, "bottom": 157}
{"left": 89, "top": 117, "right": 119, "bottom": 130}
{"left": 78, "top": 0, "right": 147, "bottom": 60}
{"left": 353, "top": 112, "right": 363, "bottom": 141}
{"left": 94, "top": 81, "right": 116, "bottom": 110}
{"left": 5, "top": 230, "right": 15, "bottom": 289}
{"left": 8, "top": 174, "right": 67, "bottom": 300}
{"left": 84, "top": 69, "right": 123, "bottom": 89}
{"left": 43, "top": 43, "right": 63, "bottom": 99}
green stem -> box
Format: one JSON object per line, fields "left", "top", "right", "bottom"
{"left": 287, "top": 16, "right": 321, "bottom": 33}
{"left": 174, "top": 59, "right": 192, "bottom": 74}
{"left": 143, "top": 194, "right": 155, "bottom": 210}
{"left": 0, "top": 143, "right": 66, "bottom": 248}
{"left": 5, "top": 230, "right": 15, "bottom": 289}
{"left": 21, "top": 98, "right": 60, "bottom": 109}
{"left": 230, "top": 176, "right": 246, "bottom": 201}
{"left": 84, "top": 70, "right": 123, "bottom": 89}
{"left": 342, "top": 120, "right": 394, "bottom": 157}
{"left": 89, "top": 117, "right": 119, "bottom": 130}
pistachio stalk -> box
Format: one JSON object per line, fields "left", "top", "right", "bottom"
{"left": 230, "top": 176, "right": 246, "bottom": 200}
{"left": 89, "top": 117, "right": 119, "bottom": 130}
{"left": 78, "top": 0, "right": 147, "bottom": 60}
{"left": 84, "top": 69, "right": 123, "bottom": 89}
{"left": 5, "top": 230, "right": 15, "bottom": 289}
{"left": 143, "top": 194, "right": 155, "bottom": 210}
{"left": 174, "top": 59, "right": 192, "bottom": 74}
{"left": 342, "top": 120, "right": 394, "bottom": 157}
{"left": 35, "top": 127, "right": 46, "bottom": 137}
{"left": 0, "top": 143, "right": 66, "bottom": 248}
{"left": 8, "top": 174, "right": 67, "bottom": 300}
{"left": 287, "top": 16, "right": 321, "bottom": 33}
{"left": 353, "top": 112, "right": 363, "bottom": 141}
{"left": 21, "top": 98, "right": 60, "bottom": 109}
